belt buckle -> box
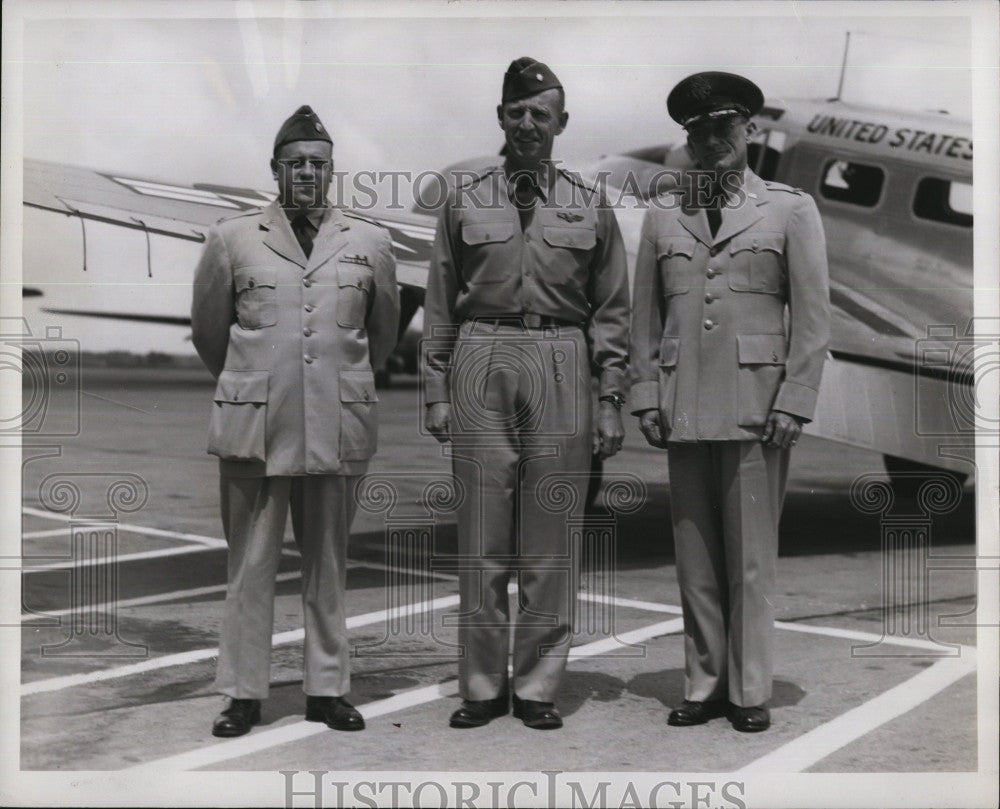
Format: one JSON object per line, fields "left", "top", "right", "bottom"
{"left": 524, "top": 313, "right": 542, "bottom": 329}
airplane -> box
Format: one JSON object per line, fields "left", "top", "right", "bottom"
{"left": 19, "top": 94, "right": 976, "bottom": 492}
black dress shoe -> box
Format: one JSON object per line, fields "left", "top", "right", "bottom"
{"left": 449, "top": 693, "right": 509, "bottom": 728}
{"left": 728, "top": 704, "right": 771, "bottom": 732}
{"left": 666, "top": 699, "right": 727, "bottom": 726}
{"left": 212, "top": 698, "right": 261, "bottom": 737}
{"left": 512, "top": 694, "right": 563, "bottom": 730}
{"left": 305, "top": 696, "right": 365, "bottom": 731}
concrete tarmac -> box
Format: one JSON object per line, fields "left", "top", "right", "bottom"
{"left": 14, "top": 367, "right": 987, "bottom": 799}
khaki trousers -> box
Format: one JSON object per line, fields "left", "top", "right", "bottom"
{"left": 214, "top": 473, "right": 358, "bottom": 699}
{"left": 449, "top": 321, "right": 593, "bottom": 702}
{"left": 667, "top": 440, "right": 789, "bottom": 707}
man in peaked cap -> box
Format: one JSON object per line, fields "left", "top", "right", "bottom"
{"left": 192, "top": 105, "right": 399, "bottom": 737}
{"left": 630, "top": 72, "right": 830, "bottom": 732}
{"left": 422, "top": 58, "right": 630, "bottom": 730}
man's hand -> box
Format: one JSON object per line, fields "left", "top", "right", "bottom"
{"left": 762, "top": 409, "right": 803, "bottom": 450}
{"left": 593, "top": 401, "right": 625, "bottom": 459}
{"left": 425, "top": 402, "right": 452, "bottom": 444}
{"left": 637, "top": 408, "right": 668, "bottom": 449}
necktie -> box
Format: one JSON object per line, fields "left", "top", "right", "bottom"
{"left": 513, "top": 175, "right": 538, "bottom": 231}
{"left": 291, "top": 215, "right": 315, "bottom": 259}
{"left": 706, "top": 206, "right": 722, "bottom": 238}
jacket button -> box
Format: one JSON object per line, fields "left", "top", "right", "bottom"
{"left": 233, "top": 392, "right": 239, "bottom": 401}
{"left": 304, "top": 304, "right": 314, "bottom": 312}
{"left": 247, "top": 279, "right": 256, "bottom": 288}
{"left": 706, "top": 269, "right": 717, "bottom": 279}
{"left": 303, "top": 278, "right": 312, "bottom": 287}
{"left": 303, "top": 327, "right": 312, "bottom": 337}
{"left": 703, "top": 319, "right": 715, "bottom": 330}
{"left": 709, "top": 247, "right": 720, "bottom": 257}
{"left": 704, "top": 293, "right": 714, "bottom": 304}
{"left": 304, "top": 355, "right": 314, "bottom": 364}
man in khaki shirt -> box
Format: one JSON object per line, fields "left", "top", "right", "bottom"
{"left": 422, "top": 58, "right": 630, "bottom": 730}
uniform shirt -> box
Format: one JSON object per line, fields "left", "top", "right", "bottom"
{"left": 191, "top": 200, "right": 399, "bottom": 476}
{"left": 629, "top": 169, "right": 830, "bottom": 442}
{"left": 422, "top": 165, "right": 630, "bottom": 403}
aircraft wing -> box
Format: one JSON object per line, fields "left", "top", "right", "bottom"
{"left": 23, "top": 157, "right": 433, "bottom": 303}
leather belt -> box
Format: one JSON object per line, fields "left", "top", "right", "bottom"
{"left": 468, "top": 314, "right": 582, "bottom": 329}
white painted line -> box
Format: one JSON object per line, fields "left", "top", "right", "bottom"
{"left": 21, "top": 594, "right": 461, "bottom": 697}
{"left": 20, "top": 571, "right": 305, "bottom": 622}
{"left": 130, "top": 615, "right": 687, "bottom": 771}
{"left": 774, "top": 619, "right": 962, "bottom": 653}
{"left": 129, "top": 681, "right": 460, "bottom": 773}
{"left": 23, "top": 543, "right": 222, "bottom": 571}
{"left": 22, "top": 507, "right": 227, "bottom": 548}
{"left": 737, "top": 649, "right": 977, "bottom": 773}
{"left": 21, "top": 528, "right": 74, "bottom": 540}
{"left": 578, "top": 592, "right": 684, "bottom": 615}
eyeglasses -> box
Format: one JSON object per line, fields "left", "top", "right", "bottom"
{"left": 686, "top": 118, "right": 746, "bottom": 142}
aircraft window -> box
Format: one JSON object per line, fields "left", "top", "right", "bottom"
{"left": 747, "top": 129, "right": 785, "bottom": 181}
{"left": 820, "top": 159, "right": 884, "bottom": 207}
{"left": 913, "top": 177, "right": 973, "bottom": 227}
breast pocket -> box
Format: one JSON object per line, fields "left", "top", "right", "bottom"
{"left": 656, "top": 236, "right": 697, "bottom": 296}
{"left": 234, "top": 267, "right": 278, "bottom": 329}
{"left": 542, "top": 225, "right": 597, "bottom": 284}
{"left": 336, "top": 263, "right": 374, "bottom": 329}
{"left": 461, "top": 222, "right": 515, "bottom": 284}
{"left": 728, "top": 232, "right": 786, "bottom": 294}
{"left": 736, "top": 334, "right": 787, "bottom": 426}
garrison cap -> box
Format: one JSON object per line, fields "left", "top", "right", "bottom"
{"left": 273, "top": 105, "right": 332, "bottom": 156}
{"left": 502, "top": 57, "right": 563, "bottom": 103}
{"left": 667, "top": 72, "right": 764, "bottom": 128}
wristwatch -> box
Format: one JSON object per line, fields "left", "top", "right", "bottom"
{"left": 598, "top": 392, "right": 626, "bottom": 409}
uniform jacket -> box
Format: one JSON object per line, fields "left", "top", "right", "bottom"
{"left": 630, "top": 169, "right": 830, "bottom": 441}
{"left": 422, "top": 165, "right": 630, "bottom": 403}
{"left": 191, "top": 201, "right": 399, "bottom": 476}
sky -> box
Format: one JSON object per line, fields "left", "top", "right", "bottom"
{"left": 3, "top": 0, "right": 985, "bottom": 354}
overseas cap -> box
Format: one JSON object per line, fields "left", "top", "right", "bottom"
{"left": 502, "top": 57, "right": 563, "bottom": 103}
{"left": 667, "top": 72, "right": 764, "bottom": 128}
{"left": 273, "top": 105, "right": 332, "bottom": 156}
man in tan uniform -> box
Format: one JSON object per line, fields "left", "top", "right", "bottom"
{"left": 192, "top": 106, "right": 399, "bottom": 737}
{"left": 422, "top": 58, "right": 630, "bottom": 730}
{"left": 630, "top": 73, "right": 830, "bottom": 732}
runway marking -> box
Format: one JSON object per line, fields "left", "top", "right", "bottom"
{"left": 737, "top": 649, "right": 977, "bottom": 773}
{"left": 774, "top": 618, "right": 962, "bottom": 652}
{"left": 23, "top": 543, "right": 225, "bottom": 571}
{"left": 21, "top": 528, "right": 75, "bottom": 540}
{"left": 578, "top": 592, "right": 684, "bottom": 615}
{"left": 22, "top": 507, "right": 227, "bottom": 547}
{"left": 129, "top": 617, "right": 687, "bottom": 771}
{"left": 20, "top": 594, "right": 462, "bottom": 697}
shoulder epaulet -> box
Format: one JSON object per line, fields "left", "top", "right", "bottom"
{"left": 557, "top": 167, "right": 600, "bottom": 195}
{"left": 343, "top": 210, "right": 387, "bottom": 229}
{"left": 216, "top": 208, "right": 262, "bottom": 225}
{"left": 456, "top": 165, "right": 501, "bottom": 190}
{"left": 762, "top": 179, "right": 804, "bottom": 195}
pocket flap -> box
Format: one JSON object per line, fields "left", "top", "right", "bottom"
{"left": 337, "top": 264, "right": 372, "bottom": 289}
{"left": 730, "top": 232, "right": 785, "bottom": 256}
{"left": 462, "top": 222, "right": 515, "bottom": 245}
{"left": 543, "top": 225, "right": 597, "bottom": 250}
{"left": 339, "top": 369, "right": 378, "bottom": 403}
{"left": 656, "top": 236, "right": 697, "bottom": 260}
{"left": 737, "top": 334, "right": 788, "bottom": 364}
{"left": 234, "top": 267, "right": 278, "bottom": 294}
{"left": 658, "top": 335, "right": 680, "bottom": 367}
{"left": 214, "top": 369, "right": 269, "bottom": 404}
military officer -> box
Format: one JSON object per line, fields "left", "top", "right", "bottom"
{"left": 629, "top": 73, "right": 830, "bottom": 732}
{"left": 422, "top": 58, "right": 630, "bottom": 730}
{"left": 191, "top": 105, "right": 399, "bottom": 737}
